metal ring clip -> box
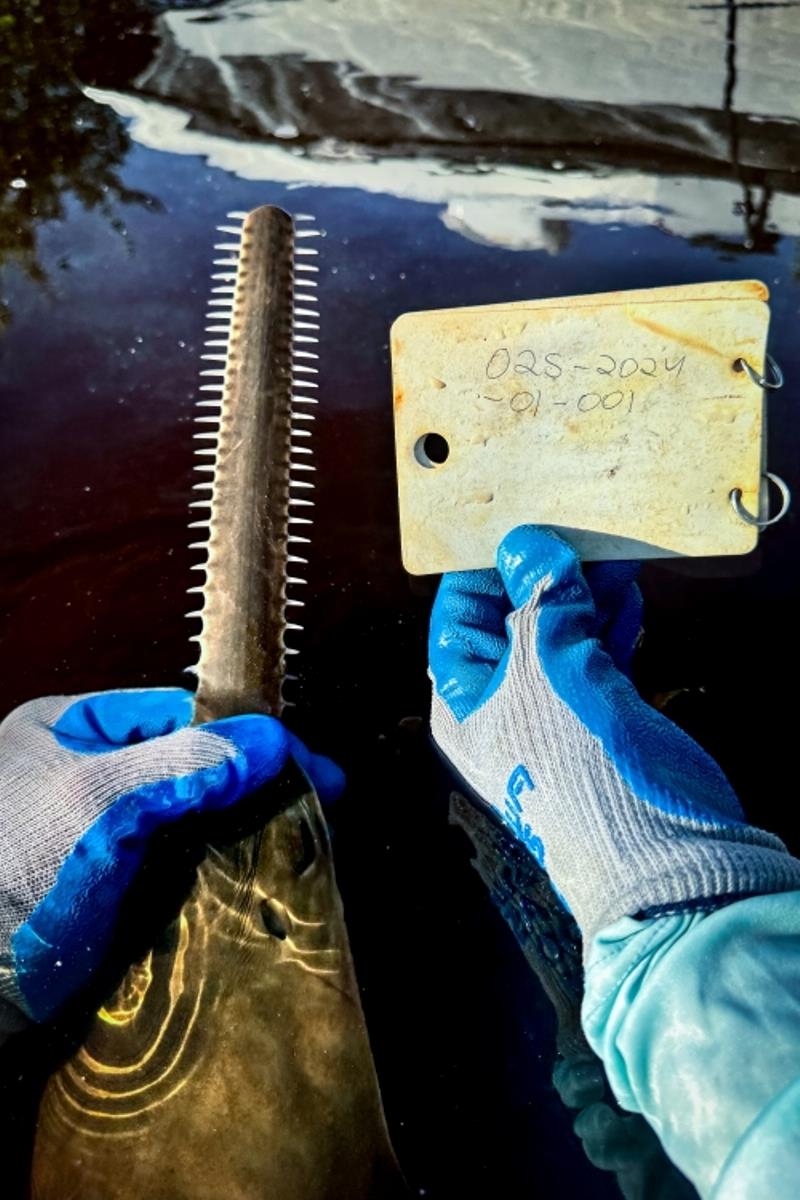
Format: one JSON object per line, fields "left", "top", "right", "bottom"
{"left": 730, "top": 472, "right": 791, "bottom": 528}
{"left": 735, "top": 352, "right": 784, "bottom": 390}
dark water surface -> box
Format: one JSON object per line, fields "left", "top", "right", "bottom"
{"left": 2, "top": 2, "right": 800, "bottom": 1196}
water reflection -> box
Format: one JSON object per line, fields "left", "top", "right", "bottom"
{"left": 451, "top": 793, "right": 696, "bottom": 1200}
{"left": 84, "top": 81, "right": 800, "bottom": 259}
{"left": 89, "top": 0, "right": 800, "bottom": 257}
{"left": 0, "top": 1, "right": 163, "bottom": 327}
{"left": 2, "top": 1, "right": 800, "bottom": 1197}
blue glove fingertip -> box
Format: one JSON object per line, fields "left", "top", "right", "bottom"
{"left": 202, "top": 714, "right": 292, "bottom": 795}
{"left": 287, "top": 733, "right": 346, "bottom": 803}
{"left": 200, "top": 715, "right": 346, "bottom": 803}
{"left": 53, "top": 688, "right": 195, "bottom": 754}
{"left": 429, "top": 568, "right": 510, "bottom": 719}
{"left": 497, "top": 525, "right": 582, "bottom": 611}
{"left": 429, "top": 570, "right": 508, "bottom": 656}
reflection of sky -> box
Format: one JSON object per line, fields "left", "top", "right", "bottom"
{"left": 90, "top": 87, "right": 800, "bottom": 252}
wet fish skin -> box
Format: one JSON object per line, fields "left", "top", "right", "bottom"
{"left": 33, "top": 768, "right": 404, "bottom": 1199}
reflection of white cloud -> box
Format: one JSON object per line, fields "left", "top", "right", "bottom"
{"left": 159, "top": 0, "right": 800, "bottom": 121}
{"left": 88, "top": 86, "right": 800, "bottom": 250}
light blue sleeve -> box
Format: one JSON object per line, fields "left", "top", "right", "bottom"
{"left": 582, "top": 892, "right": 800, "bottom": 1198}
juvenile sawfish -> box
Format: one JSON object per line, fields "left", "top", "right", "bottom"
{"left": 31, "top": 207, "right": 406, "bottom": 1199}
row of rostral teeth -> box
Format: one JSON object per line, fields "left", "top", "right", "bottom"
{"left": 284, "top": 212, "right": 323, "bottom": 698}
{"left": 184, "top": 212, "right": 242, "bottom": 667}
{"left": 186, "top": 209, "right": 324, "bottom": 705}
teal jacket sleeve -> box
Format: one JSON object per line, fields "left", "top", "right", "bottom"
{"left": 582, "top": 891, "right": 800, "bottom": 1198}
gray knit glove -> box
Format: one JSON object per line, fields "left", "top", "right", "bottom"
{"left": 429, "top": 526, "right": 800, "bottom": 942}
{"left": 0, "top": 688, "right": 343, "bottom": 1036}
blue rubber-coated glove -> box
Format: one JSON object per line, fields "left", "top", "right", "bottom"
{"left": 0, "top": 688, "right": 343, "bottom": 1032}
{"left": 430, "top": 525, "right": 800, "bottom": 942}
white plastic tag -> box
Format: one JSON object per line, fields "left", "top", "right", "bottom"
{"left": 391, "top": 281, "right": 770, "bottom": 573}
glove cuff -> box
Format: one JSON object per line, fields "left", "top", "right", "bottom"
{"left": 574, "top": 827, "right": 800, "bottom": 948}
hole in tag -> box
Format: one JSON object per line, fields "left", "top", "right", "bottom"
{"left": 414, "top": 432, "right": 449, "bottom": 468}
{"left": 733, "top": 358, "right": 745, "bottom": 373}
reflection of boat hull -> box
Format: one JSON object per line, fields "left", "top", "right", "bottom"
{"left": 449, "top": 791, "right": 696, "bottom": 1200}
{"left": 88, "top": 0, "right": 800, "bottom": 257}
{"left": 137, "top": 15, "right": 800, "bottom": 183}
{"left": 94, "top": 79, "right": 800, "bottom": 256}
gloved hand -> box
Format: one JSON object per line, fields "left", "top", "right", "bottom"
{"left": 0, "top": 688, "right": 343, "bottom": 1031}
{"left": 430, "top": 525, "right": 800, "bottom": 942}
